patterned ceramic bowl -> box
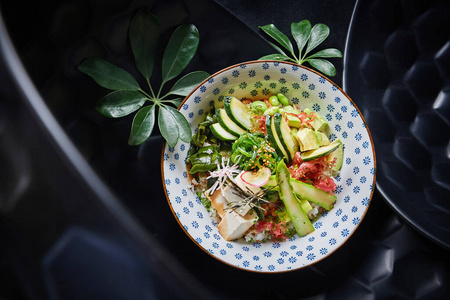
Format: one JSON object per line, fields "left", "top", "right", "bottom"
{"left": 161, "top": 61, "right": 376, "bottom": 273}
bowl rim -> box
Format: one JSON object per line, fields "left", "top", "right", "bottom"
{"left": 160, "top": 60, "right": 377, "bottom": 273}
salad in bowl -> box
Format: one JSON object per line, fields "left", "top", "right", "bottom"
{"left": 161, "top": 61, "right": 375, "bottom": 272}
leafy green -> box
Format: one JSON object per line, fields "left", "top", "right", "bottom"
{"left": 96, "top": 90, "right": 147, "bottom": 118}
{"left": 258, "top": 20, "right": 342, "bottom": 77}
{"left": 191, "top": 111, "right": 215, "bottom": 147}
{"left": 187, "top": 145, "right": 221, "bottom": 174}
{"left": 78, "top": 8, "right": 209, "bottom": 147}
{"left": 230, "top": 132, "right": 280, "bottom": 172}
{"left": 162, "top": 24, "right": 200, "bottom": 82}
{"left": 129, "top": 8, "right": 160, "bottom": 81}
{"left": 78, "top": 57, "right": 140, "bottom": 91}
{"left": 169, "top": 71, "right": 210, "bottom": 96}
{"left": 128, "top": 105, "right": 156, "bottom": 145}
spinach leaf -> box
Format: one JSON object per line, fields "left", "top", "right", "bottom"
{"left": 188, "top": 145, "right": 221, "bottom": 174}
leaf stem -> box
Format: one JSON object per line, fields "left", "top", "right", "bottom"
{"left": 139, "top": 88, "right": 153, "bottom": 100}
{"left": 157, "top": 81, "right": 166, "bottom": 98}
{"left": 146, "top": 78, "right": 156, "bottom": 98}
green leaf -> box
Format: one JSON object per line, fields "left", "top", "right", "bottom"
{"left": 129, "top": 8, "right": 161, "bottom": 80}
{"left": 165, "top": 105, "right": 192, "bottom": 143}
{"left": 169, "top": 71, "right": 209, "bottom": 96}
{"left": 259, "top": 24, "right": 295, "bottom": 56}
{"left": 258, "top": 53, "right": 295, "bottom": 62}
{"left": 305, "top": 23, "right": 330, "bottom": 56}
{"left": 268, "top": 41, "right": 290, "bottom": 57}
{"left": 306, "top": 58, "right": 336, "bottom": 77}
{"left": 78, "top": 57, "right": 140, "bottom": 91}
{"left": 161, "top": 98, "right": 183, "bottom": 108}
{"left": 158, "top": 106, "right": 179, "bottom": 147}
{"left": 306, "top": 48, "right": 342, "bottom": 59}
{"left": 128, "top": 105, "right": 156, "bottom": 145}
{"left": 96, "top": 90, "right": 147, "bottom": 118}
{"left": 162, "top": 24, "right": 199, "bottom": 82}
{"left": 291, "top": 20, "right": 311, "bottom": 55}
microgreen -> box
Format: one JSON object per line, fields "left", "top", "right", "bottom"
{"left": 258, "top": 20, "right": 342, "bottom": 77}
{"left": 78, "top": 8, "right": 209, "bottom": 147}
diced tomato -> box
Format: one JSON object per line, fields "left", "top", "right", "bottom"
{"left": 288, "top": 154, "right": 336, "bottom": 194}
{"left": 255, "top": 220, "right": 289, "bottom": 241}
{"left": 254, "top": 115, "right": 267, "bottom": 134}
{"left": 264, "top": 98, "right": 272, "bottom": 108}
{"left": 284, "top": 111, "right": 316, "bottom": 128}
{"left": 313, "top": 177, "right": 336, "bottom": 194}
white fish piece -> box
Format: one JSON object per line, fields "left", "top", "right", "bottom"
{"left": 222, "top": 185, "right": 251, "bottom": 216}
{"left": 218, "top": 210, "right": 258, "bottom": 241}
{"left": 206, "top": 189, "right": 228, "bottom": 218}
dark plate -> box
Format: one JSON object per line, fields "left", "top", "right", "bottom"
{"left": 343, "top": 0, "right": 450, "bottom": 249}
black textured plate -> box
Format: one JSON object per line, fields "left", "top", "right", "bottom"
{"left": 344, "top": 0, "right": 450, "bottom": 249}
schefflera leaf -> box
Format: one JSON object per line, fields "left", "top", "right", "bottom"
{"left": 291, "top": 20, "right": 312, "bottom": 55}
{"left": 78, "top": 57, "right": 140, "bottom": 91}
{"left": 96, "top": 90, "right": 147, "bottom": 118}
{"left": 259, "top": 24, "right": 295, "bottom": 57}
{"left": 158, "top": 105, "right": 192, "bottom": 147}
{"left": 306, "top": 58, "right": 337, "bottom": 77}
{"left": 129, "top": 8, "right": 160, "bottom": 81}
{"left": 304, "top": 23, "right": 330, "bottom": 56}
{"left": 169, "top": 70, "right": 209, "bottom": 97}
{"left": 128, "top": 105, "right": 156, "bottom": 145}
{"left": 162, "top": 24, "right": 200, "bottom": 83}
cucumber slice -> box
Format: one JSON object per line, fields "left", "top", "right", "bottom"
{"left": 274, "top": 113, "right": 299, "bottom": 162}
{"left": 224, "top": 96, "right": 255, "bottom": 131}
{"left": 300, "top": 139, "right": 341, "bottom": 162}
{"left": 276, "top": 160, "right": 314, "bottom": 237}
{"left": 290, "top": 179, "right": 336, "bottom": 210}
{"left": 210, "top": 123, "right": 238, "bottom": 141}
{"left": 266, "top": 115, "right": 289, "bottom": 162}
{"left": 216, "top": 108, "right": 247, "bottom": 137}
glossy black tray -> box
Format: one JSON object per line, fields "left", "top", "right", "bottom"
{"left": 344, "top": 0, "right": 450, "bottom": 249}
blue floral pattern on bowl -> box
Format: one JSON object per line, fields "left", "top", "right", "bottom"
{"left": 161, "top": 61, "right": 376, "bottom": 273}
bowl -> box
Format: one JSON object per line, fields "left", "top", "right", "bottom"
{"left": 161, "top": 60, "right": 376, "bottom": 272}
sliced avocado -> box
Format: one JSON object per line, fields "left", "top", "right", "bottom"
{"left": 280, "top": 105, "right": 299, "bottom": 114}
{"left": 296, "top": 128, "right": 320, "bottom": 151}
{"left": 301, "top": 139, "right": 341, "bottom": 162}
{"left": 329, "top": 141, "right": 344, "bottom": 174}
{"left": 286, "top": 114, "right": 303, "bottom": 128}
{"left": 304, "top": 108, "right": 329, "bottom": 132}
{"left": 263, "top": 106, "right": 280, "bottom": 116}
{"left": 315, "top": 131, "right": 330, "bottom": 146}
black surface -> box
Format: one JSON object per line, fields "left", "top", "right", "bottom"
{"left": 344, "top": 0, "right": 450, "bottom": 250}
{"left": 0, "top": 0, "right": 449, "bottom": 299}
